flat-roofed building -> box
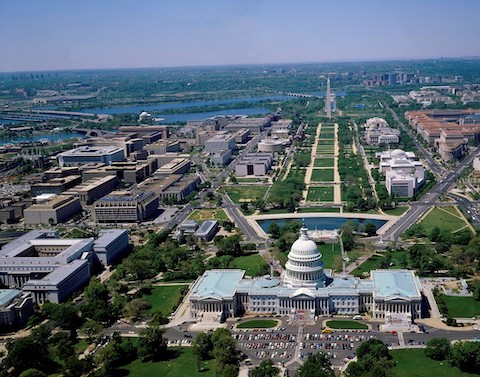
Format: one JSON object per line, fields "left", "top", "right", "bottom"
{"left": 205, "top": 134, "right": 236, "bottom": 153}
{"left": 57, "top": 146, "right": 125, "bottom": 167}
{"left": 139, "top": 174, "right": 200, "bottom": 202}
{"left": 156, "top": 158, "right": 191, "bottom": 175}
{"left": 436, "top": 129, "right": 468, "bottom": 161}
{"left": 364, "top": 117, "right": 400, "bottom": 145}
{"left": 31, "top": 175, "right": 82, "bottom": 196}
{"left": 211, "top": 149, "right": 232, "bottom": 166}
{"left": 24, "top": 195, "right": 81, "bottom": 225}
{"left": 44, "top": 167, "right": 80, "bottom": 180}
{"left": 93, "top": 229, "right": 130, "bottom": 265}
{"left": 147, "top": 153, "right": 191, "bottom": 169}
{"left": 473, "top": 154, "right": 480, "bottom": 171}
{"left": 63, "top": 175, "right": 118, "bottom": 205}
{"left": 195, "top": 220, "right": 219, "bottom": 241}
{"left": 145, "top": 140, "right": 181, "bottom": 155}
{"left": 231, "top": 129, "right": 250, "bottom": 144}
{"left": 75, "top": 135, "right": 144, "bottom": 158}
{"left": 0, "top": 229, "right": 129, "bottom": 303}
{"left": 224, "top": 116, "right": 271, "bottom": 133}
{"left": 235, "top": 152, "right": 274, "bottom": 177}
{"left": 0, "top": 289, "right": 33, "bottom": 326}
{"left": 93, "top": 191, "right": 159, "bottom": 223}
{"left": 81, "top": 161, "right": 153, "bottom": 184}
{"left": 378, "top": 149, "right": 426, "bottom": 198}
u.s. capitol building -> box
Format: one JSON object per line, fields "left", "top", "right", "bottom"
{"left": 190, "top": 226, "right": 423, "bottom": 323}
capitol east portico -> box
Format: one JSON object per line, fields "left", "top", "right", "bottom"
{"left": 189, "top": 226, "right": 423, "bottom": 323}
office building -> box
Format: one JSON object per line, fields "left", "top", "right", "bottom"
{"left": 210, "top": 149, "right": 232, "bottom": 166}
{"left": 0, "top": 289, "right": 34, "bottom": 327}
{"left": 205, "top": 134, "right": 236, "bottom": 154}
{"left": 93, "top": 191, "right": 159, "bottom": 223}
{"left": 235, "top": 153, "right": 274, "bottom": 177}
{"left": 144, "top": 140, "right": 181, "bottom": 155}
{"left": 224, "top": 116, "right": 271, "bottom": 133}
{"left": 63, "top": 175, "right": 118, "bottom": 205}
{"left": 195, "top": 220, "right": 219, "bottom": 241}
{"left": 31, "top": 175, "right": 82, "bottom": 196}
{"left": 24, "top": 195, "right": 81, "bottom": 225}
{"left": 57, "top": 146, "right": 125, "bottom": 167}
{"left": 156, "top": 158, "right": 191, "bottom": 176}
{"left": 0, "top": 229, "right": 129, "bottom": 304}
{"left": 139, "top": 174, "right": 200, "bottom": 202}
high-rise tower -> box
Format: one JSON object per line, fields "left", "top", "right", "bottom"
{"left": 325, "top": 77, "right": 332, "bottom": 119}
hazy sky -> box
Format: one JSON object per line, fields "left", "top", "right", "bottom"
{"left": 1, "top": 0, "right": 479, "bottom": 72}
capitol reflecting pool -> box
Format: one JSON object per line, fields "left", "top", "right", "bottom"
{"left": 257, "top": 217, "right": 387, "bottom": 233}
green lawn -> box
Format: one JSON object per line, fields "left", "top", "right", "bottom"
{"left": 326, "top": 320, "right": 368, "bottom": 330}
{"left": 297, "top": 207, "right": 341, "bottom": 213}
{"left": 419, "top": 207, "right": 470, "bottom": 234}
{"left": 314, "top": 158, "right": 335, "bottom": 168}
{"left": 188, "top": 209, "right": 228, "bottom": 221}
{"left": 224, "top": 185, "right": 268, "bottom": 204}
{"left": 122, "top": 347, "right": 215, "bottom": 377}
{"left": 319, "top": 132, "right": 335, "bottom": 139}
{"left": 142, "top": 285, "right": 189, "bottom": 316}
{"left": 351, "top": 251, "right": 410, "bottom": 277}
{"left": 391, "top": 348, "right": 476, "bottom": 377}
{"left": 311, "top": 169, "right": 334, "bottom": 182}
{"left": 307, "top": 187, "right": 334, "bottom": 202}
{"left": 441, "top": 295, "right": 480, "bottom": 318}
{"left": 383, "top": 206, "right": 409, "bottom": 216}
{"left": 74, "top": 339, "right": 89, "bottom": 354}
{"left": 317, "top": 139, "right": 335, "bottom": 145}
{"left": 318, "top": 243, "right": 342, "bottom": 271}
{"left": 237, "top": 319, "right": 278, "bottom": 328}
{"left": 230, "top": 254, "right": 269, "bottom": 277}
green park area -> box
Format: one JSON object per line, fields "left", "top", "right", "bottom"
{"left": 142, "top": 285, "right": 189, "bottom": 316}
{"left": 317, "top": 139, "right": 335, "bottom": 145}
{"left": 318, "top": 243, "right": 342, "bottom": 271}
{"left": 326, "top": 320, "right": 368, "bottom": 330}
{"left": 319, "top": 131, "right": 335, "bottom": 139}
{"left": 188, "top": 209, "right": 228, "bottom": 221}
{"left": 383, "top": 206, "right": 409, "bottom": 216}
{"left": 418, "top": 207, "right": 470, "bottom": 234}
{"left": 297, "top": 207, "right": 341, "bottom": 213}
{"left": 224, "top": 185, "right": 268, "bottom": 204}
{"left": 123, "top": 347, "right": 215, "bottom": 377}
{"left": 351, "top": 251, "right": 410, "bottom": 277}
{"left": 391, "top": 348, "right": 474, "bottom": 377}
{"left": 316, "top": 145, "right": 335, "bottom": 154}
{"left": 310, "top": 169, "right": 334, "bottom": 182}
{"left": 237, "top": 319, "right": 278, "bottom": 329}
{"left": 230, "top": 254, "right": 269, "bottom": 277}
{"left": 314, "top": 158, "right": 335, "bottom": 168}
{"left": 307, "top": 186, "right": 334, "bottom": 202}
{"left": 441, "top": 295, "right": 480, "bottom": 318}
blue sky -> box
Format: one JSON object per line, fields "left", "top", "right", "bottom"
{"left": 0, "top": 0, "right": 479, "bottom": 72}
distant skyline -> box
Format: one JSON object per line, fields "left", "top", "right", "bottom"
{"left": 1, "top": 0, "right": 479, "bottom": 72}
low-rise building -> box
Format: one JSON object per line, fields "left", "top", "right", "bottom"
{"left": 0, "top": 289, "right": 34, "bottom": 327}
{"left": 156, "top": 158, "right": 191, "bottom": 176}
{"left": 231, "top": 129, "right": 251, "bottom": 144}
{"left": 210, "top": 149, "right": 232, "bottom": 166}
{"left": 57, "top": 146, "right": 125, "bottom": 167}
{"left": 378, "top": 149, "right": 426, "bottom": 198}
{"left": 224, "top": 116, "right": 271, "bottom": 133}
{"left": 195, "top": 220, "right": 219, "bottom": 241}
{"left": 205, "top": 134, "right": 236, "bottom": 153}
{"left": 23, "top": 195, "right": 82, "bottom": 225}
{"left": 144, "top": 140, "right": 181, "bottom": 155}
{"left": 63, "top": 175, "right": 118, "bottom": 205}
{"left": 0, "top": 229, "right": 129, "bottom": 304}
{"left": 44, "top": 167, "right": 80, "bottom": 180}
{"left": 364, "top": 117, "right": 400, "bottom": 145}
{"left": 473, "top": 154, "right": 480, "bottom": 171}
{"left": 236, "top": 153, "right": 274, "bottom": 177}
{"left": 93, "top": 191, "right": 159, "bottom": 223}
{"left": 139, "top": 174, "right": 200, "bottom": 202}
{"left": 31, "top": 175, "right": 82, "bottom": 196}
{"left": 258, "top": 138, "right": 285, "bottom": 153}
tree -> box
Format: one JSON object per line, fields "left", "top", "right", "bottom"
{"left": 345, "top": 339, "right": 394, "bottom": 377}
{"left": 251, "top": 360, "right": 280, "bottom": 377}
{"left": 5, "top": 335, "right": 51, "bottom": 375}
{"left": 122, "top": 298, "right": 151, "bottom": 321}
{"left": 19, "top": 370, "right": 46, "bottom": 377}
{"left": 268, "top": 223, "right": 281, "bottom": 239}
{"left": 449, "top": 341, "right": 480, "bottom": 373}
{"left": 80, "top": 319, "right": 103, "bottom": 343}
{"left": 365, "top": 222, "right": 377, "bottom": 237}
{"left": 296, "top": 352, "right": 334, "bottom": 377}
{"left": 42, "top": 302, "right": 81, "bottom": 331}
{"left": 425, "top": 337, "right": 451, "bottom": 361}
{"left": 193, "top": 332, "right": 213, "bottom": 361}
{"left": 211, "top": 328, "right": 239, "bottom": 376}
{"left": 137, "top": 326, "right": 167, "bottom": 361}
{"left": 216, "top": 235, "right": 243, "bottom": 257}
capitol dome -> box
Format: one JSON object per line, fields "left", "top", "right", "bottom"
{"left": 283, "top": 226, "right": 325, "bottom": 288}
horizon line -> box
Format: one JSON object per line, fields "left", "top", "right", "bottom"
{"left": 1, "top": 55, "right": 480, "bottom": 75}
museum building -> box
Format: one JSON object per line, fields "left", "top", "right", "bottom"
{"left": 189, "top": 226, "right": 423, "bottom": 322}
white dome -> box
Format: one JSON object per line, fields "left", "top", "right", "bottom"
{"left": 390, "top": 149, "right": 406, "bottom": 158}
{"left": 283, "top": 226, "right": 325, "bottom": 288}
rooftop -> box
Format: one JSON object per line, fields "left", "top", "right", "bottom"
{"left": 192, "top": 269, "right": 245, "bottom": 300}
{"left": 371, "top": 270, "right": 421, "bottom": 300}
